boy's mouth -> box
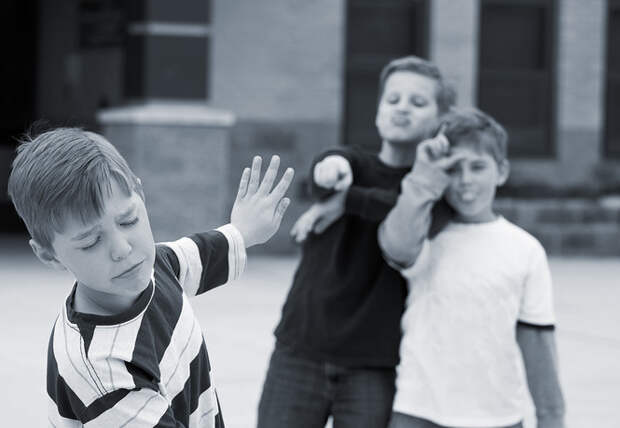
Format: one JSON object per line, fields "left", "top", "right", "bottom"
{"left": 114, "top": 261, "right": 144, "bottom": 279}
{"left": 390, "top": 115, "right": 410, "bottom": 126}
{"left": 455, "top": 189, "right": 477, "bottom": 203}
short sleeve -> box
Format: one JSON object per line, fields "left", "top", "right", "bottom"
{"left": 518, "top": 243, "right": 555, "bottom": 325}
{"left": 159, "top": 224, "right": 246, "bottom": 297}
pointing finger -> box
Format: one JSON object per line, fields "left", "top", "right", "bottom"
{"left": 436, "top": 152, "right": 467, "bottom": 171}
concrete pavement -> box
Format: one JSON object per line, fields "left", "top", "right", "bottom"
{"left": 0, "top": 235, "right": 618, "bottom": 427}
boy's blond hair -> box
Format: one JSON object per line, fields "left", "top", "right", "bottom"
{"left": 442, "top": 108, "right": 508, "bottom": 163}
{"left": 378, "top": 56, "right": 456, "bottom": 113}
{"left": 8, "top": 128, "right": 141, "bottom": 250}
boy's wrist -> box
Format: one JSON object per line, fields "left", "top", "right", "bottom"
{"left": 537, "top": 408, "right": 565, "bottom": 428}
{"left": 216, "top": 223, "right": 248, "bottom": 281}
{"left": 406, "top": 161, "right": 451, "bottom": 198}
{"left": 218, "top": 223, "right": 248, "bottom": 248}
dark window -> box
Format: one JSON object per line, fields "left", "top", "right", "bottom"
{"left": 605, "top": 0, "right": 620, "bottom": 158}
{"left": 124, "top": 0, "right": 210, "bottom": 100}
{"left": 127, "top": 0, "right": 209, "bottom": 24}
{"left": 125, "top": 35, "right": 208, "bottom": 99}
{"left": 478, "top": 0, "right": 556, "bottom": 158}
{"left": 0, "top": 0, "right": 38, "bottom": 233}
{"left": 345, "top": 0, "right": 429, "bottom": 152}
{"left": 79, "top": 0, "right": 126, "bottom": 49}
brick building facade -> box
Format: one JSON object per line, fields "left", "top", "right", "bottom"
{"left": 1, "top": 0, "right": 619, "bottom": 253}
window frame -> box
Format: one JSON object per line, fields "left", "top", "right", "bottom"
{"left": 477, "top": 0, "right": 557, "bottom": 159}
{"left": 343, "top": 0, "right": 430, "bottom": 151}
{"left": 605, "top": 0, "right": 620, "bottom": 158}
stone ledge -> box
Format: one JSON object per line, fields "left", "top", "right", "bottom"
{"left": 97, "top": 102, "right": 236, "bottom": 127}
{"left": 494, "top": 197, "right": 620, "bottom": 255}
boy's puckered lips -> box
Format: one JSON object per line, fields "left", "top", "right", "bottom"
{"left": 390, "top": 115, "right": 411, "bottom": 126}
{"left": 113, "top": 260, "right": 144, "bottom": 279}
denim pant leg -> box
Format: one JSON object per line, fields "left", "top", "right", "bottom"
{"left": 331, "top": 366, "right": 396, "bottom": 428}
{"left": 387, "top": 412, "right": 437, "bottom": 428}
{"left": 387, "top": 412, "right": 524, "bottom": 428}
{"left": 257, "top": 344, "right": 331, "bottom": 428}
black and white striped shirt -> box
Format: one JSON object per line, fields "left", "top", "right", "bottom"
{"left": 47, "top": 224, "right": 246, "bottom": 427}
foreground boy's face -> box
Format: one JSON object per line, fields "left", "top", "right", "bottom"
{"left": 49, "top": 180, "right": 156, "bottom": 300}
{"left": 444, "top": 145, "right": 509, "bottom": 223}
{"left": 375, "top": 71, "right": 440, "bottom": 144}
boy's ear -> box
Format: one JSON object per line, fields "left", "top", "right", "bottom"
{"left": 496, "top": 159, "right": 510, "bottom": 186}
{"left": 29, "top": 239, "right": 66, "bottom": 271}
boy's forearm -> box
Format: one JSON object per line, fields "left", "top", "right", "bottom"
{"left": 345, "top": 186, "right": 398, "bottom": 222}
{"left": 517, "top": 323, "right": 566, "bottom": 428}
{"left": 378, "top": 162, "right": 449, "bottom": 267}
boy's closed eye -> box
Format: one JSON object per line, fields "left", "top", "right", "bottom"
{"left": 78, "top": 217, "right": 139, "bottom": 251}
{"left": 409, "top": 95, "right": 427, "bottom": 107}
{"left": 121, "top": 217, "right": 139, "bottom": 227}
{"left": 81, "top": 236, "right": 101, "bottom": 251}
{"left": 386, "top": 92, "right": 400, "bottom": 104}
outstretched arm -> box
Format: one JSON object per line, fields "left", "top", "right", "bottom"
{"left": 379, "top": 134, "right": 462, "bottom": 267}
{"left": 345, "top": 185, "right": 399, "bottom": 222}
{"left": 161, "top": 155, "right": 294, "bottom": 295}
{"left": 517, "top": 323, "right": 565, "bottom": 428}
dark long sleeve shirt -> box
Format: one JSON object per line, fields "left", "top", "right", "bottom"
{"left": 274, "top": 146, "right": 451, "bottom": 367}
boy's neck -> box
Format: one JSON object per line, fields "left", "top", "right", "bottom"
{"left": 378, "top": 139, "right": 418, "bottom": 167}
{"left": 73, "top": 282, "right": 142, "bottom": 316}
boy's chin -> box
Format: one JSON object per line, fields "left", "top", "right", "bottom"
{"left": 382, "top": 134, "right": 423, "bottom": 145}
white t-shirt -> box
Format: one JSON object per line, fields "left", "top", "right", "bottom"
{"left": 394, "top": 216, "right": 555, "bottom": 427}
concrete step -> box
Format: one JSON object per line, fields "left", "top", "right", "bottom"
{"left": 494, "top": 197, "right": 620, "bottom": 256}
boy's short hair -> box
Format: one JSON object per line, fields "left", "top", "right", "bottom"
{"left": 8, "top": 127, "right": 141, "bottom": 250}
{"left": 442, "top": 108, "right": 508, "bottom": 163}
{"left": 378, "top": 56, "right": 456, "bottom": 113}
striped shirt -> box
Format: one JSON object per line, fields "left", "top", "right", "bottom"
{"left": 47, "top": 224, "right": 246, "bottom": 427}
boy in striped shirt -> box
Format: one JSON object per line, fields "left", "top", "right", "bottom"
{"left": 7, "top": 128, "right": 294, "bottom": 427}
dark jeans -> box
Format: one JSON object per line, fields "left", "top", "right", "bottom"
{"left": 257, "top": 343, "right": 396, "bottom": 428}
{"left": 387, "top": 412, "right": 524, "bottom": 428}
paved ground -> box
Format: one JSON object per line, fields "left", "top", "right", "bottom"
{"left": 0, "top": 235, "right": 618, "bottom": 427}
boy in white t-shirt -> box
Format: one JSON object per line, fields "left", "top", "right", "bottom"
{"left": 379, "top": 108, "right": 565, "bottom": 428}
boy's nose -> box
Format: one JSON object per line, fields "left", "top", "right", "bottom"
{"left": 110, "top": 235, "right": 132, "bottom": 261}
{"left": 396, "top": 99, "right": 410, "bottom": 111}
{"left": 459, "top": 168, "right": 473, "bottom": 184}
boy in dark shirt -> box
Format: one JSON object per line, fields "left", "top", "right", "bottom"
{"left": 257, "top": 56, "right": 458, "bottom": 428}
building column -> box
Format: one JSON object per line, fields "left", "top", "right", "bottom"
{"left": 98, "top": 0, "right": 236, "bottom": 241}
{"left": 555, "top": 0, "right": 606, "bottom": 185}
{"left": 429, "top": 0, "right": 479, "bottom": 108}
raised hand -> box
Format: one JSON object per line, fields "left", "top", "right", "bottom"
{"left": 231, "top": 155, "right": 295, "bottom": 248}
{"left": 313, "top": 155, "right": 353, "bottom": 191}
{"left": 415, "top": 127, "right": 466, "bottom": 172}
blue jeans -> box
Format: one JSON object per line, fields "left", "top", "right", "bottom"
{"left": 257, "top": 343, "right": 396, "bottom": 428}
{"left": 387, "top": 412, "right": 524, "bottom": 428}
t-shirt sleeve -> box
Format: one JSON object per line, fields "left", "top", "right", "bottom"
{"left": 518, "top": 242, "right": 556, "bottom": 325}
{"left": 158, "top": 224, "right": 247, "bottom": 297}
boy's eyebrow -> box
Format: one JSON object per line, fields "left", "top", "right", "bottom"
{"left": 116, "top": 203, "right": 137, "bottom": 221}
{"left": 71, "top": 225, "right": 100, "bottom": 241}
